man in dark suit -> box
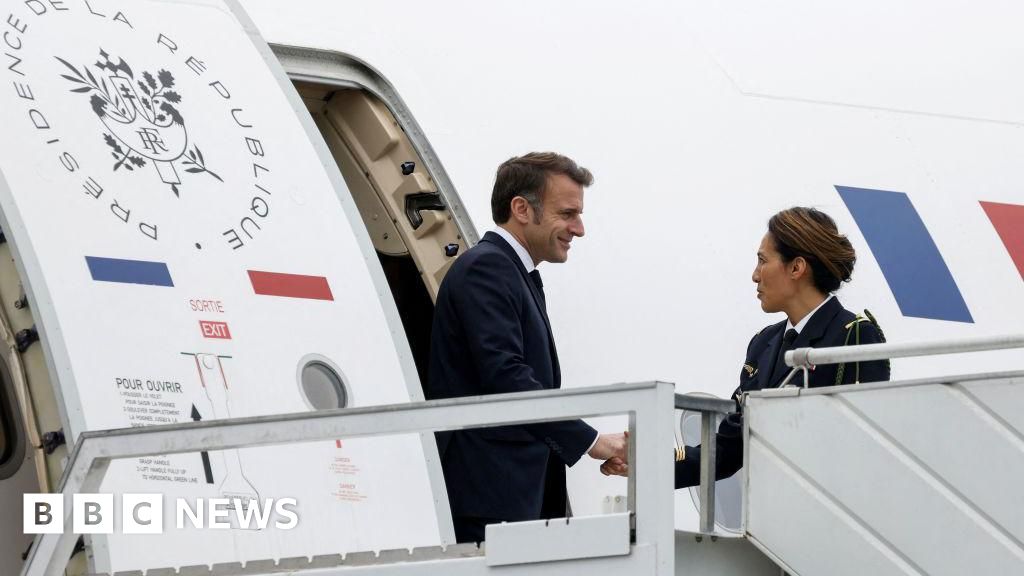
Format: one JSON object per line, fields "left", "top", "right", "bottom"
{"left": 427, "top": 152, "right": 626, "bottom": 543}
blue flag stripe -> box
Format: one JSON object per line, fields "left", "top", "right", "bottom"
{"left": 85, "top": 256, "right": 174, "bottom": 287}
{"left": 836, "top": 186, "right": 973, "bottom": 323}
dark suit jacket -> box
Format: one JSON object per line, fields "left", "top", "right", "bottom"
{"left": 427, "top": 231, "right": 597, "bottom": 521}
{"left": 675, "top": 297, "right": 890, "bottom": 488}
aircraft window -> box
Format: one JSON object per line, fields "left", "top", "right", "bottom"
{"left": 299, "top": 359, "right": 349, "bottom": 410}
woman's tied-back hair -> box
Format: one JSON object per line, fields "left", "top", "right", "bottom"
{"left": 768, "top": 207, "right": 857, "bottom": 293}
{"left": 491, "top": 152, "right": 593, "bottom": 224}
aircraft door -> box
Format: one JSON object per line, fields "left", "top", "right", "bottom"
{"left": 0, "top": 2, "right": 457, "bottom": 573}
{"left": 296, "top": 78, "right": 472, "bottom": 389}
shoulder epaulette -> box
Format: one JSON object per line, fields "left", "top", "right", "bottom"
{"left": 844, "top": 315, "right": 871, "bottom": 330}
{"left": 863, "top": 308, "right": 886, "bottom": 343}
{"left": 835, "top": 308, "right": 888, "bottom": 385}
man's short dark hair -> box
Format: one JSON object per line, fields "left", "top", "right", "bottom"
{"left": 491, "top": 152, "right": 593, "bottom": 224}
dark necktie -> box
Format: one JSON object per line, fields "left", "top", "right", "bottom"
{"left": 529, "top": 268, "right": 559, "bottom": 385}
{"left": 775, "top": 328, "right": 799, "bottom": 379}
{"left": 529, "top": 269, "right": 546, "bottom": 310}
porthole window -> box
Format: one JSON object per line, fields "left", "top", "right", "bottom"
{"left": 297, "top": 355, "right": 350, "bottom": 410}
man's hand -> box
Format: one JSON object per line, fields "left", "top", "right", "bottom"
{"left": 588, "top": 432, "right": 628, "bottom": 462}
{"left": 600, "top": 457, "right": 629, "bottom": 477}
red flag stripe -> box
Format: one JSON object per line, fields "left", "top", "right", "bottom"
{"left": 980, "top": 201, "right": 1024, "bottom": 281}
{"left": 248, "top": 270, "right": 334, "bottom": 301}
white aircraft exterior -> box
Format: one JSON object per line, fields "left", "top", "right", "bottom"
{"left": 243, "top": 0, "right": 1024, "bottom": 533}
{"left": 0, "top": 1, "right": 1021, "bottom": 574}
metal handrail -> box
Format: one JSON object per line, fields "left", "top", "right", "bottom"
{"left": 21, "top": 382, "right": 676, "bottom": 576}
{"left": 786, "top": 334, "right": 1024, "bottom": 369}
{"left": 753, "top": 370, "right": 1024, "bottom": 398}
{"left": 674, "top": 393, "right": 736, "bottom": 534}
{"left": 674, "top": 393, "right": 735, "bottom": 414}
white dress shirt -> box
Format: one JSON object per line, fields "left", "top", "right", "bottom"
{"left": 492, "top": 226, "right": 535, "bottom": 272}
{"left": 786, "top": 294, "right": 835, "bottom": 334}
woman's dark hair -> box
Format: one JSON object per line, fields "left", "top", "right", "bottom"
{"left": 768, "top": 207, "right": 856, "bottom": 293}
{"left": 491, "top": 152, "right": 593, "bottom": 224}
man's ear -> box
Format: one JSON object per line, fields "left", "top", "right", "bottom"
{"left": 510, "top": 196, "right": 532, "bottom": 225}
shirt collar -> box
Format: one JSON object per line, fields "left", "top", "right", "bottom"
{"left": 492, "top": 226, "right": 536, "bottom": 273}
{"left": 786, "top": 294, "right": 834, "bottom": 334}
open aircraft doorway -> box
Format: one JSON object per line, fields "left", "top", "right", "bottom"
{"left": 0, "top": 234, "right": 64, "bottom": 574}
{"left": 277, "top": 46, "right": 476, "bottom": 388}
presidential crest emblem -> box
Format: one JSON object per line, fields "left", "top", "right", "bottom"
{"left": 56, "top": 49, "right": 222, "bottom": 197}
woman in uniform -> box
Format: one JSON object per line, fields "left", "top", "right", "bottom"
{"left": 602, "top": 206, "right": 891, "bottom": 487}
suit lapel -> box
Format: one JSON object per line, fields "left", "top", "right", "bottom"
{"left": 482, "top": 232, "right": 561, "bottom": 384}
{"left": 767, "top": 297, "right": 843, "bottom": 387}
{"left": 762, "top": 323, "right": 788, "bottom": 387}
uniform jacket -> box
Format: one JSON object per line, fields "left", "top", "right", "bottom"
{"left": 427, "top": 231, "right": 597, "bottom": 521}
{"left": 675, "top": 296, "right": 890, "bottom": 488}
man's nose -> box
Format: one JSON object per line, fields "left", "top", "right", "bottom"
{"left": 751, "top": 267, "right": 760, "bottom": 283}
{"left": 571, "top": 217, "right": 585, "bottom": 238}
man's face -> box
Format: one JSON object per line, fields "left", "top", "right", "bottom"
{"left": 752, "top": 232, "right": 797, "bottom": 313}
{"left": 523, "top": 173, "right": 585, "bottom": 264}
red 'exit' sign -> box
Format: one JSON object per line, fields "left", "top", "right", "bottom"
{"left": 199, "top": 320, "right": 231, "bottom": 339}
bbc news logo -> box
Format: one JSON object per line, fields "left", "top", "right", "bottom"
{"left": 24, "top": 494, "right": 299, "bottom": 534}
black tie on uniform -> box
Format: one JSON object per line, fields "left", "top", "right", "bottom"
{"left": 774, "top": 328, "right": 799, "bottom": 384}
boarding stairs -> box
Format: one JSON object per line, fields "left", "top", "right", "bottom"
{"left": 19, "top": 336, "right": 1024, "bottom": 576}
{"left": 743, "top": 336, "right": 1024, "bottom": 575}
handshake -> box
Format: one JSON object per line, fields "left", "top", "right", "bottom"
{"left": 588, "top": 431, "right": 630, "bottom": 477}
